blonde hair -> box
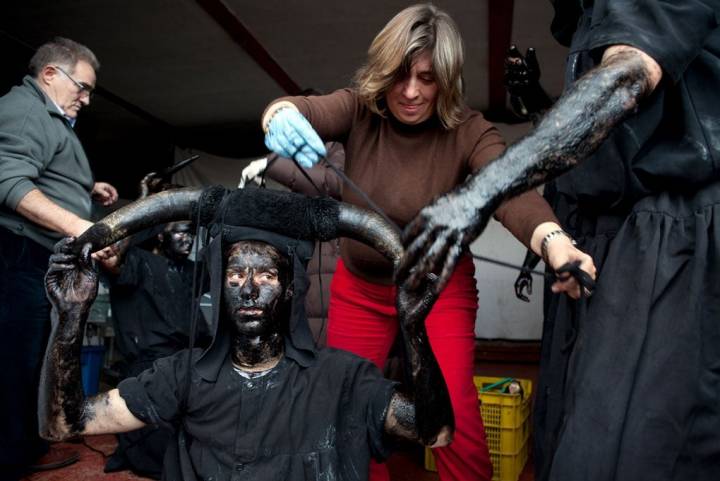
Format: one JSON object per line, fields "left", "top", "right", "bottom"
{"left": 353, "top": 3, "right": 465, "bottom": 129}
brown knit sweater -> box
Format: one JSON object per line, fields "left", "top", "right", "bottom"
{"left": 269, "top": 88, "right": 556, "bottom": 284}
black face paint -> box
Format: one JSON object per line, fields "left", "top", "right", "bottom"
{"left": 160, "top": 221, "right": 194, "bottom": 262}
{"left": 222, "top": 242, "right": 291, "bottom": 367}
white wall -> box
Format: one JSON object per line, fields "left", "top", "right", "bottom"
{"left": 471, "top": 218, "right": 545, "bottom": 339}
{"left": 472, "top": 122, "right": 545, "bottom": 340}
{"left": 469, "top": 0, "right": 568, "bottom": 339}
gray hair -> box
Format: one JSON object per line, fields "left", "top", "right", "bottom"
{"left": 29, "top": 37, "right": 100, "bottom": 76}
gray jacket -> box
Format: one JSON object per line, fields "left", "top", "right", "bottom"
{"left": 0, "top": 76, "right": 94, "bottom": 250}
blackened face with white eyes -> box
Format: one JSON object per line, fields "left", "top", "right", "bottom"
{"left": 222, "top": 241, "right": 292, "bottom": 368}
{"left": 159, "top": 221, "right": 194, "bottom": 262}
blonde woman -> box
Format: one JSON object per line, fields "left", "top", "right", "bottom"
{"left": 262, "top": 4, "right": 594, "bottom": 481}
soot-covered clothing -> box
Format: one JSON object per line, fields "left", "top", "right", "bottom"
{"left": 118, "top": 345, "right": 396, "bottom": 481}
{"left": 550, "top": 0, "right": 720, "bottom": 211}
{"left": 271, "top": 89, "right": 556, "bottom": 284}
{"left": 110, "top": 247, "right": 206, "bottom": 375}
{"left": 535, "top": 2, "right": 720, "bottom": 481}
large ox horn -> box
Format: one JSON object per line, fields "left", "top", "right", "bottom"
{"left": 70, "top": 187, "right": 206, "bottom": 253}
{"left": 71, "top": 186, "right": 401, "bottom": 264}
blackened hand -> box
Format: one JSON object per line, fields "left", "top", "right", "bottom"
{"left": 397, "top": 274, "right": 439, "bottom": 329}
{"left": 504, "top": 45, "right": 541, "bottom": 93}
{"left": 139, "top": 172, "right": 164, "bottom": 198}
{"left": 398, "top": 187, "right": 494, "bottom": 294}
{"left": 514, "top": 269, "right": 533, "bottom": 302}
{"left": 505, "top": 46, "right": 552, "bottom": 120}
{"left": 45, "top": 238, "right": 99, "bottom": 313}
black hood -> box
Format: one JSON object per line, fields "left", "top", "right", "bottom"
{"left": 195, "top": 213, "right": 316, "bottom": 382}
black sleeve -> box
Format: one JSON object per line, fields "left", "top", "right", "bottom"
{"left": 113, "top": 248, "right": 143, "bottom": 287}
{"left": 586, "top": 0, "right": 718, "bottom": 82}
{"left": 348, "top": 358, "right": 399, "bottom": 461}
{"left": 117, "top": 350, "right": 193, "bottom": 429}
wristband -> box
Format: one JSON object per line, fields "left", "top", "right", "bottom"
{"left": 540, "top": 229, "right": 576, "bottom": 264}
{"left": 262, "top": 101, "right": 297, "bottom": 134}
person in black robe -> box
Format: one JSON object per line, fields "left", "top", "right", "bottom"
{"left": 398, "top": 1, "right": 720, "bottom": 480}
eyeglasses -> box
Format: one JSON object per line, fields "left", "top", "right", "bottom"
{"left": 52, "top": 65, "right": 95, "bottom": 99}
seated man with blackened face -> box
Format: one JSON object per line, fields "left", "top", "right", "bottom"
{"left": 39, "top": 209, "right": 452, "bottom": 481}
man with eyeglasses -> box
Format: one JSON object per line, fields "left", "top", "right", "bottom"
{"left": 0, "top": 36, "right": 118, "bottom": 479}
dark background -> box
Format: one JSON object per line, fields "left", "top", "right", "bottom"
{"left": 1, "top": 0, "right": 567, "bottom": 199}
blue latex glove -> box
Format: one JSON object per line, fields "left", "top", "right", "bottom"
{"left": 264, "top": 108, "right": 327, "bottom": 168}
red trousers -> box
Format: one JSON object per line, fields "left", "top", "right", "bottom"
{"left": 328, "top": 256, "right": 492, "bottom": 481}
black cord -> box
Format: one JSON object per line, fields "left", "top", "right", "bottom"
{"left": 322, "top": 159, "right": 401, "bottom": 235}
{"left": 471, "top": 253, "right": 550, "bottom": 279}
{"left": 314, "top": 241, "right": 327, "bottom": 345}
{"left": 277, "top": 158, "right": 329, "bottom": 345}
{"left": 182, "top": 196, "right": 211, "bottom": 412}
{"left": 289, "top": 158, "right": 324, "bottom": 195}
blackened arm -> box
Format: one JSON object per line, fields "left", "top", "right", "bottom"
{"left": 39, "top": 242, "right": 145, "bottom": 441}
{"left": 384, "top": 392, "right": 453, "bottom": 448}
{"left": 470, "top": 45, "right": 661, "bottom": 205}
{"left": 386, "top": 279, "right": 454, "bottom": 447}
{"left": 39, "top": 307, "right": 144, "bottom": 440}
{"left": 399, "top": 46, "right": 662, "bottom": 290}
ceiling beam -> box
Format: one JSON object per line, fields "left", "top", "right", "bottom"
{"left": 486, "top": 0, "right": 515, "bottom": 117}
{"left": 196, "top": 0, "right": 302, "bottom": 95}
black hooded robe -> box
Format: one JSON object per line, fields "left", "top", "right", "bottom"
{"left": 535, "top": 2, "right": 720, "bottom": 480}
{"left": 116, "top": 227, "right": 398, "bottom": 481}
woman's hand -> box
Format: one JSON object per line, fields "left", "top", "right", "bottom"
{"left": 545, "top": 238, "right": 596, "bottom": 299}
{"left": 263, "top": 104, "right": 326, "bottom": 168}
{"left": 531, "top": 222, "right": 596, "bottom": 299}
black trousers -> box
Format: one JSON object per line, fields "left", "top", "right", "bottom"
{"left": 0, "top": 229, "right": 52, "bottom": 478}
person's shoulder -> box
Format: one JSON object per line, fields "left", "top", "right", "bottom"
{"left": 317, "top": 346, "right": 365, "bottom": 361}
{"left": 0, "top": 78, "right": 50, "bottom": 124}
{"left": 151, "top": 347, "right": 202, "bottom": 372}
{"left": 314, "top": 347, "right": 382, "bottom": 374}
{"left": 328, "top": 87, "right": 369, "bottom": 115}
{"left": 323, "top": 87, "right": 357, "bottom": 100}
{"left": 448, "top": 107, "right": 504, "bottom": 152}
{"left": 457, "top": 107, "right": 496, "bottom": 134}
{"left": 326, "top": 88, "right": 363, "bottom": 110}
